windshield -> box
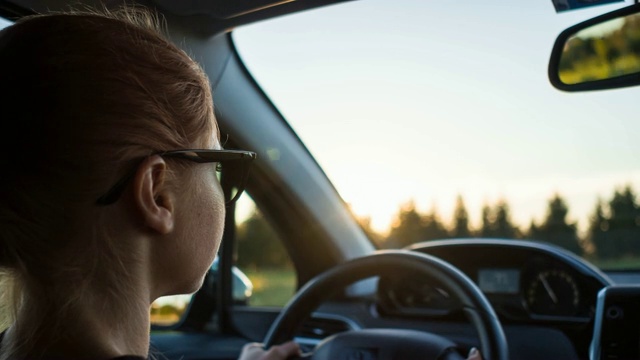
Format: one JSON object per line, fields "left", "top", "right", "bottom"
{"left": 233, "top": 1, "right": 640, "bottom": 270}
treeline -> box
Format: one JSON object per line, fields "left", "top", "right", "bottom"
{"left": 235, "top": 184, "right": 639, "bottom": 269}
{"left": 361, "top": 185, "right": 640, "bottom": 260}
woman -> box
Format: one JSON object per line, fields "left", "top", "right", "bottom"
{"left": 0, "top": 7, "right": 299, "bottom": 360}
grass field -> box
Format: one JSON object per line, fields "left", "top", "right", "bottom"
{"left": 244, "top": 268, "right": 296, "bottom": 307}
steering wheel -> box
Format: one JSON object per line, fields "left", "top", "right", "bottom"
{"left": 263, "top": 250, "right": 509, "bottom": 360}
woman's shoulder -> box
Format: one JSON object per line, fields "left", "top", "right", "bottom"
{"left": 0, "top": 331, "right": 148, "bottom": 360}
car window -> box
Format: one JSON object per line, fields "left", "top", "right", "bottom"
{"left": 151, "top": 294, "right": 191, "bottom": 326}
{"left": 160, "top": 194, "right": 298, "bottom": 310}
{"left": 234, "top": 196, "right": 297, "bottom": 307}
{"left": 233, "top": 0, "right": 640, "bottom": 270}
{"left": 150, "top": 195, "right": 296, "bottom": 326}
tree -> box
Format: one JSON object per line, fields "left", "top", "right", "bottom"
{"left": 607, "top": 186, "right": 640, "bottom": 257}
{"left": 527, "top": 220, "right": 540, "bottom": 240}
{"left": 387, "top": 201, "right": 426, "bottom": 248}
{"left": 589, "top": 199, "right": 613, "bottom": 259}
{"left": 386, "top": 201, "right": 450, "bottom": 248}
{"left": 492, "top": 200, "right": 519, "bottom": 239}
{"left": 421, "top": 205, "right": 449, "bottom": 241}
{"left": 530, "top": 194, "right": 582, "bottom": 255}
{"left": 478, "top": 201, "right": 518, "bottom": 239}
{"left": 236, "top": 210, "right": 291, "bottom": 270}
{"left": 479, "top": 204, "right": 496, "bottom": 238}
{"left": 451, "top": 195, "right": 471, "bottom": 238}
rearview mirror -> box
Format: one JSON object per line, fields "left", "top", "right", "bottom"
{"left": 549, "top": 4, "right": 640, "bottom": 91}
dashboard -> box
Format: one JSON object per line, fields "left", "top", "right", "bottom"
{"left": 296, "top": 240, "right": 615, "bottom": 360}
{"left": 376, "top": 240, "right": 612, "bottom": 326}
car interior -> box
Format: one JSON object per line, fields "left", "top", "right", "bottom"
{"left": 1, "top": 0, "right": 640, "bottom": 359}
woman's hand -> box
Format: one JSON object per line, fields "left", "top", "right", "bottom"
{"left": 239, "top": 341, "right": 301, "bottom": 360}
{"left": 239, "top": 342, "right": 481, "bottom": 360}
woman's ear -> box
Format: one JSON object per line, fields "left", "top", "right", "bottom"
{"left": 132, "top": 155, "right": 175, "bottom": 234}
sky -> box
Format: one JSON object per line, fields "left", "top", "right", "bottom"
{"left": 233, "top": 0, "right": 640, "bottom": 235}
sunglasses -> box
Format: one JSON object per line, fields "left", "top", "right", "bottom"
{"left": 96, "top": 149, "right": 257, "bottom": 206}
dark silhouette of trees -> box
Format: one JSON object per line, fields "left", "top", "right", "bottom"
{"left": 529, "top": 194, "right": 582, "bottom": 255}
{"left": 479, "top": 204, "right": 495, "bottom": 238}
{"left": 386, "top": 201, "right": 448, "bottom": 248}
{"left": 421, "top": 205, "right": 449, "bottom": 241}
{"left": 236, "top": 210, "right": 291, "bottom": 270}
{"left": 493, "top": 201, "right": 519, "bottom": 239}
{"left": 606, "top": 186, "right": 640, "bottom": 257}
{"left": 526, "top": 221, "right": 540, "bottom": 242}
{"left": 588, "top": 186, "right": 640, "bottom": 260}
{"left": 451, "top": 195, "right": 471, "bottom": 238}
{"left": 387, "top": 201, "right": 427, "bottom": 248}
{"left": 343, "top": 186, "right": 639, "bottom": 265}
{"left": 589, "top": 199, "right": 612, "bottom": 258}
{"left": 478, "top": 200, "right": 519, "bottom": 239}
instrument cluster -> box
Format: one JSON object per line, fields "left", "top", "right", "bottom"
{"left": 377, "top": 240, "right": 611, "bottom": 323}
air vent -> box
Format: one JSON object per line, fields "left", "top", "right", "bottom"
{"left": 298, "top": 316, "right": 351, "bottom": 338}
{"left": 294, "top": 314, "right": 359, "bottom": 352}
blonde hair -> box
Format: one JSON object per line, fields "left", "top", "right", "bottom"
{"left": 0, "top": 6, "right": 216, "bottom": 354}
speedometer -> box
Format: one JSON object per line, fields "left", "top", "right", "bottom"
{"left": 525, "top": 270, "right": 580, "bottom": 316}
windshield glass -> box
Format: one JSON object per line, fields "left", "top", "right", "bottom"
{"left": 233, "top": 1, "right": 640, "bottom": 270}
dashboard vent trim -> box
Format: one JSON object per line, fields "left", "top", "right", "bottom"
{"left": 294, "top": 313, "right": 360, "bottom": 349}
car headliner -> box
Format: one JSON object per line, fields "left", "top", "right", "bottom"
{"left": 1, "top": 0, "right": 354, "bottom": 34}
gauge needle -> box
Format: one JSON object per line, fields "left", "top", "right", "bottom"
{"left": 539, "top": 274, "right": 558, "bottom": 304}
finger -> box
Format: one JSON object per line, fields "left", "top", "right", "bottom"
{"left": 264, "top": 341, "right": 301, "bottom": 359}
{"left": 240, "top": 342, "right": 265, "bottom": 356}
{"left": 467, "top": 347, "right": 482, "bottom": 360}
